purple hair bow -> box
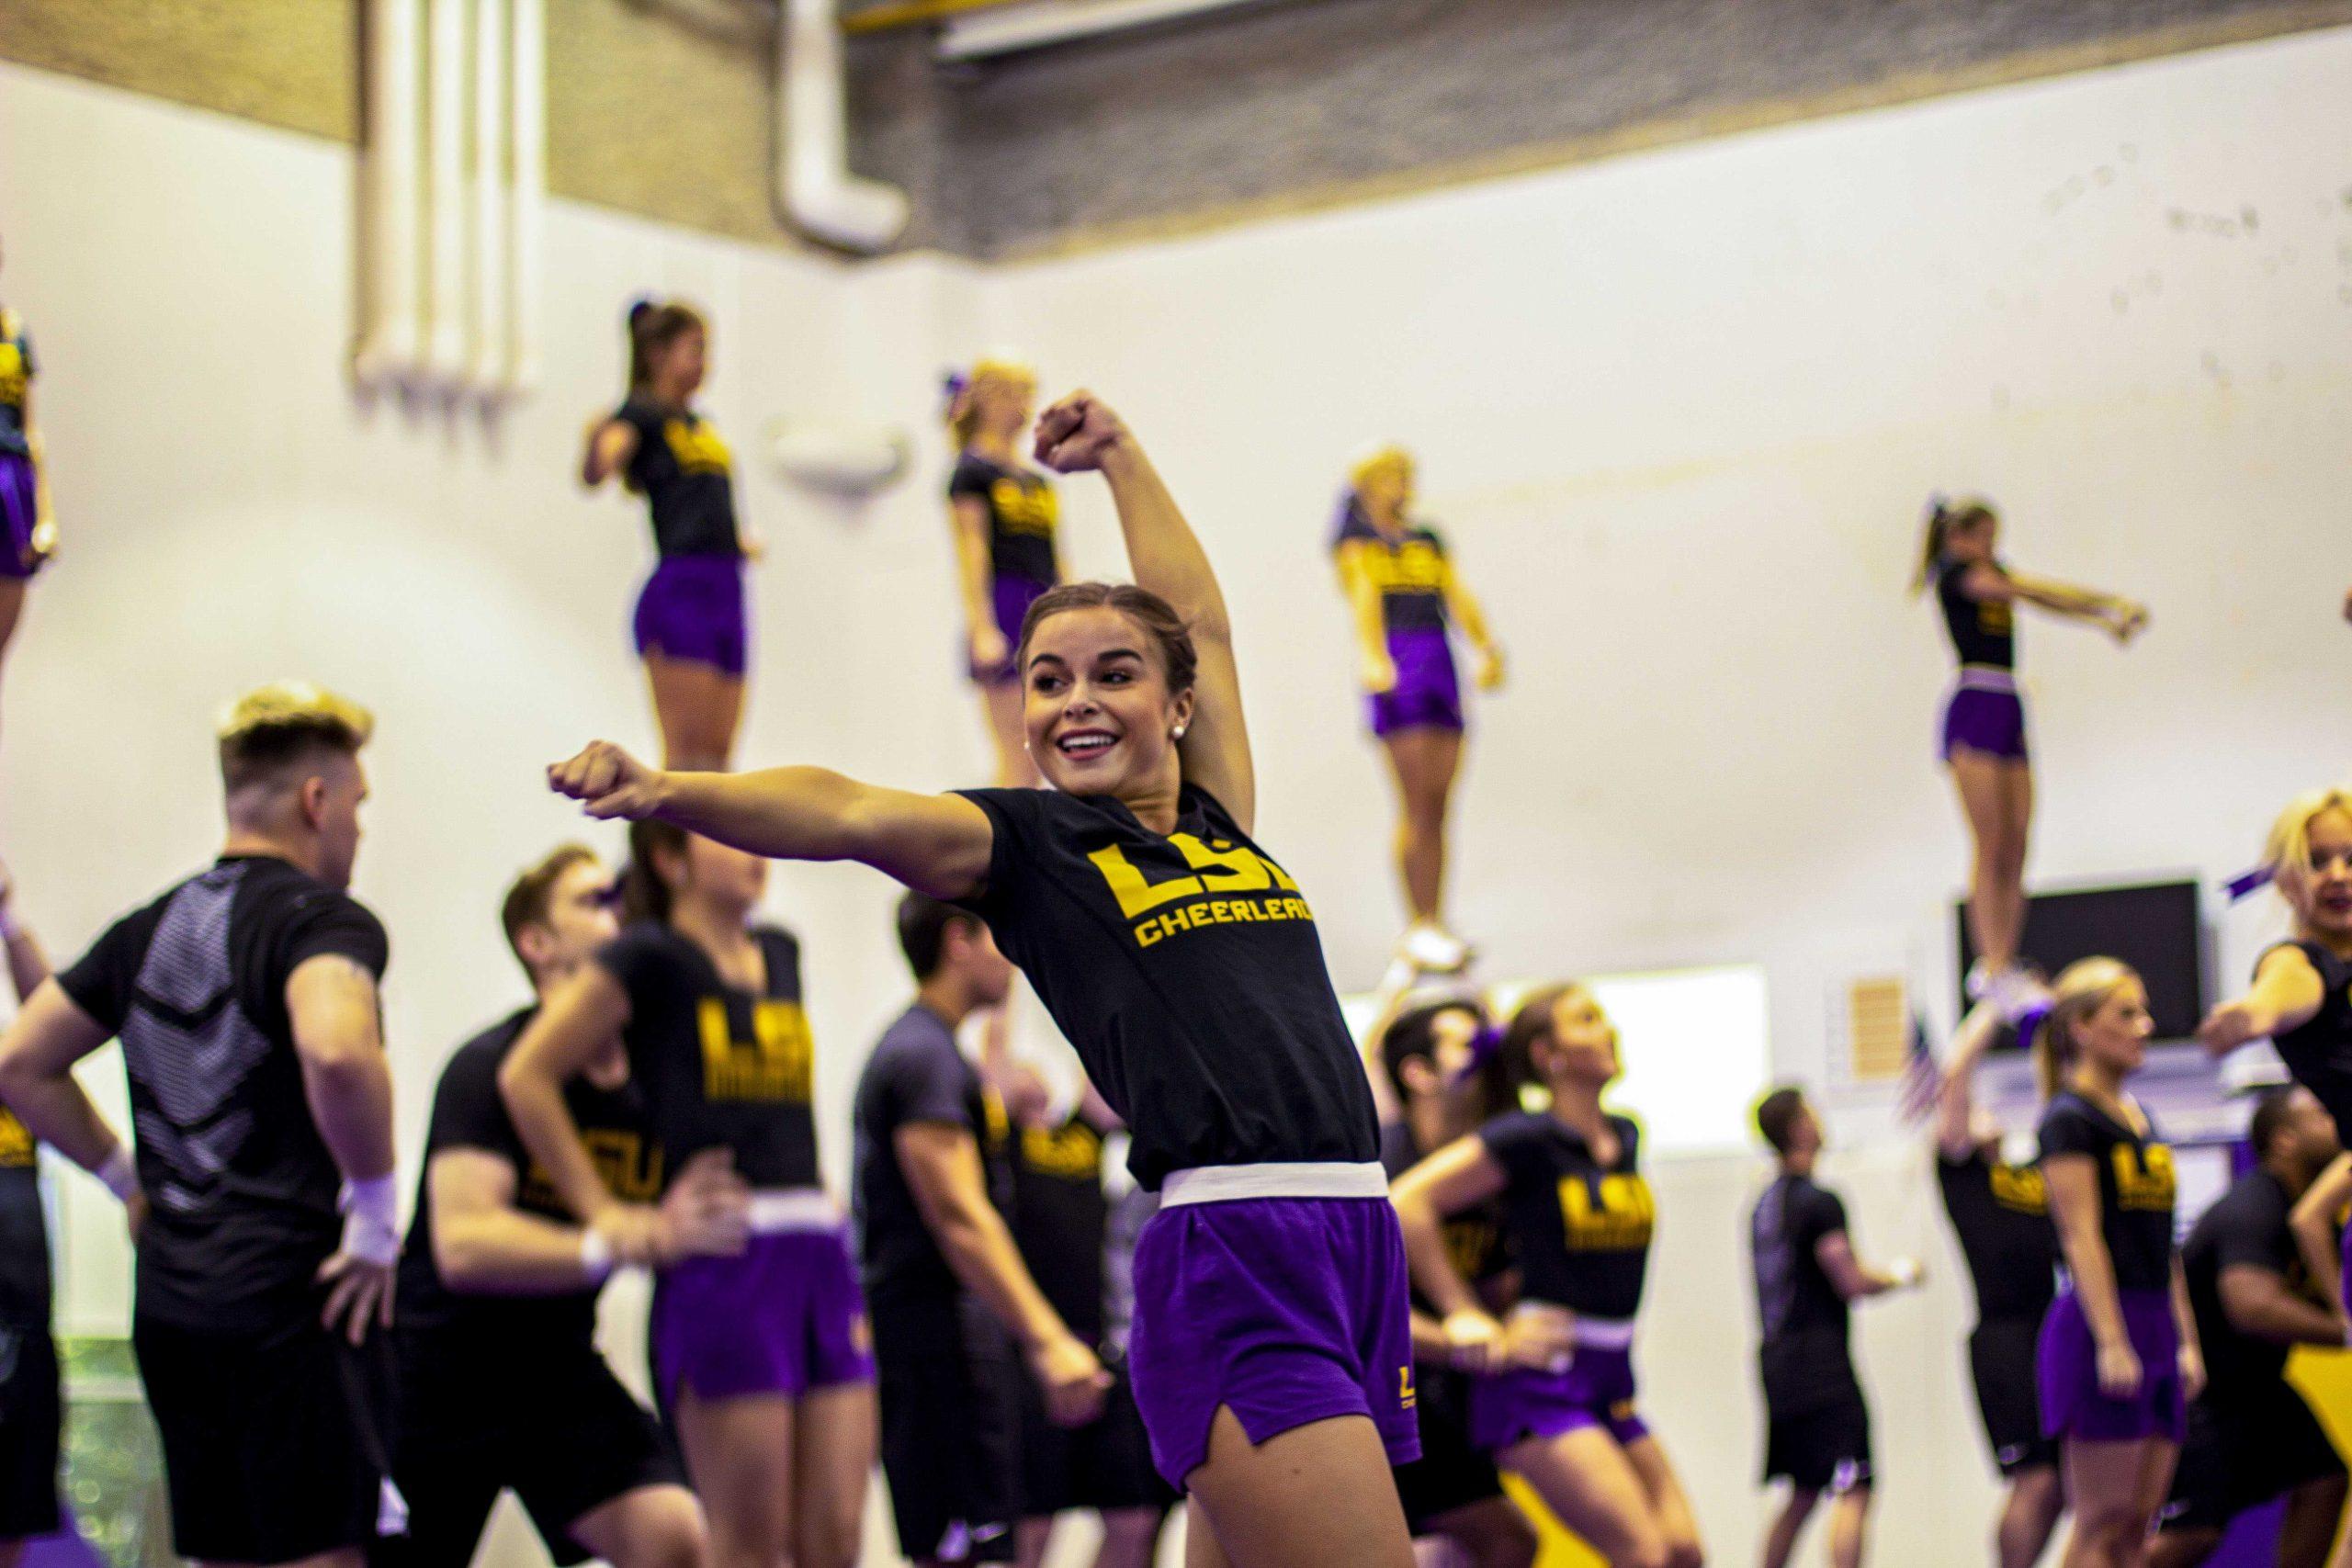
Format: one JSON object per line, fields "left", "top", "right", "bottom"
{"left": 2223, "top": 864, "right": 2276, "bottom": 903}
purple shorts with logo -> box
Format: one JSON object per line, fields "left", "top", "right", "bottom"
{"left": 650, "top": 1228, "right": 874, "bottom": 1403}
{"left": 969, "top": 573, "right": 1053, "bottom": 686}
{"left": 1939, "top": 680, "right": 2028, "bottom": 763}
{"left": 633, "top": 555, "right": 747, "bottom": 678}
{"left": 2037, "top": 1287, "right": 2184, "bottom": 1444}
{"left": 1468, "top": 1345, "right": 1649, "bottom": 1453}
{"left": 1126, "top": 1196, "right": 1419, "bottom": 1489}
{"left": 1370, "top": 627, "right": 1463, "bottom": 738}
{"left": 0, "top": 452, "right": 42, "bottom": 580}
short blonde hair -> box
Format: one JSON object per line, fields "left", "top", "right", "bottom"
{"left": 217, "top": 681, "right": 374, "bottom": 793}
{"left": 2260, "top": 788, "right": 2352, "bottom": 921}
{"left": 2030, "top": 956, "right": 2140, "bottom": 1100}
{"left": 1348, "top": 444, "right": 1413, "bottom": 496}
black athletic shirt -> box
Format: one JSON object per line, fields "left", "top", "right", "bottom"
{"left": 0, "top": 308, "right": 33, "bottom": 458}
{"left": 1937, "top": 558, "right": 2016, "bottom": 671}
{"left": 949, "top": 452, "right": 1059, "bottom": 588}
{"left": 2038, "top": 1091, "right": 2176, "bottom": 1294}
{"left": 1379, "top": 1121, "right": 1512, "bottom": 1315}
{"left": 1332, "top": 501, "right": 1450, "bottom": 636}
{"left": 1937, "top": 1147, "right": 2059, "bottom": 1325}
{"left": 0, "top": 1108, "right": 46, "bottom": 1326}
{"left": 1010, "top": 1111, "right": 1109, "bottom": 1346}
{"left": 57, "top": 856, "right": 390, "bottom": 1329}
{"left": 599, "top": 922, "right": 817, "bottom": 1191}
{"left": 852, "top": 1002, "right": 1011, "bottom": 1310}
{"left": 615, "top": 398, "right": 740, "bottom": 558}
{"left": 2263, "top": 942, "right": 2352, "bottom": 1146}
{"left": 951, "top": 784, "right": 1378, "bottom": 1190}
{"left": 1481, "top": 1111, "right": 1653, "bottom": 1321}
{"left": 2182, "top": 1168, "right": 2314, "bottom": 1405}
{"left": 396, "top": 1008, "right": 662, "bottom": 1345}
{"left": 1751, "top": 1173, "right": 1860, "bottom": 1414}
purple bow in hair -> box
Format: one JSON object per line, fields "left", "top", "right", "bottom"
{"left": 2223, "top": 864, "right": 2276, "bottom": 903}
{"left": 2012, "top": 999, "right": 2055, "bottom": 1043}
{"left": 1449, "top": 1021, "right": 1506, "bottom": 1083}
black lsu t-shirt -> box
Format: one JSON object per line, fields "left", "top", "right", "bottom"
{"left": 1751, "top": 1174, "right": 1860, "bottom": 1414}
{"left": 1937, "top": 1147, "right": 2059, "bottom": 1325}
{"left": 2264, "top": 942, "right": 2352, "bottom": 1146}
{"left": 2182, "top": 1168, "right": 2313, "bottom": 1404}
{"left": 0, "top": 1109, "right": 47, "bottom": 1326}
{"left": 852, "top": 1003, "right": 1010, "bottom": 1310}
{"left": 2038, "top": 1091, "right": 2176, "bottom": 1294}
{"left": 1481, "top": 1111, "right": 1654, "bottom": 1322}
{"left": 397, "top": 1009, "right": 662, "bottom": 1346}
{"left": 1011, "top": 1111, "right": 1110, "bottom": 1346}
{"left": 57, "top": 856, "right": 390, "bottom": 1329}
{"left": 600, "top": 923, "right": 817, "bottom": 1191}
{"left": 1331, "top": 502, "right": 1450, "bottom": 636}
{"left": 952, "top": 785, "right": 1378, "bottom": 1190}
{"left": 949, "top": 453, "right": 1059, "bottom": 588}
{"left": 1937, "top": 558, "right": 2016, "bottom": 671}
{"left": 616, "top": 398, "right": 741, "bottom": 558}
{"left": 1380, "top": 1121, "right": 1513, "bottom": 1316}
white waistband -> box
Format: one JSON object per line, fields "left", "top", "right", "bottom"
{"left": 1953, "top": 666, "right": 2018, "bottom": 693}
{"left": 747, "top": 1188, "right": 841, "bottom": 1234}
{"left": 1159, "top": 1162, "right": 1390, "bottom": 1207}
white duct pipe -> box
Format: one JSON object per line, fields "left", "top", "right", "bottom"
{"left": 779, "top": 0, "right": 908, "bottom": 254}
{"left": 354, "top": 0, "right": 422, "bottom": 384}
{"left": 425, "top": 0, "right": 470, "bottom": 383}
{"left": 469, "top": 0, "right": 509, "bottom": 394}
{"left": 507, "top": 0, "right": 545, "bottom": 390}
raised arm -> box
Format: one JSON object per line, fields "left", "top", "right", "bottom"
{"left": 1932, "top": 999, "right": 2007, "bottom": 1161}
{"left": 1035, "top": 392, "right": 1255, "bottom": 831}
{"left": 1440, "top": 558, "right": 1505, "bottom": 692}
{"left": 285, "top": 954, "right": 400, "bottom": 1343}
{"left": 2044, "top": 1152, "right": 2141, "bottom": 1395}
{"left": 2290, "top": 1154, "right": 2352, "bottom": 1324}
{"left": 2199, "top": 945, "right": 2326, "bottom": 1056}
{"left": 1390, "top": 1136, "right": 1510, "bottom": 1369}
{"left": 581, "top": 416, "right": 639, "bottom": 488}
{"left": 547, "top": 742, "right": 995, "bottom": 901}
{"left": 1333, "top": 543, "right": 1398, "bottom": 696}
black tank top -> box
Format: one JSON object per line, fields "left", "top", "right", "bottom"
{"left": 1937, "top": 559, "right": 2015, "bottom": 671}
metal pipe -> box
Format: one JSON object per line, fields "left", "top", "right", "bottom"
{"left": 508, "top": 0, "right": 545, "bottom": 389}
{"left": 470, "top": 0, "right": 509, "bottom": 393}
{"left": 779, "top": 0, "right": 910, "bottom": 254}
{"left": 353, "top": 0, "right": 422, "bottom": 384}
{"left": 425, "top": 0, "right": 469, "bottom": 383}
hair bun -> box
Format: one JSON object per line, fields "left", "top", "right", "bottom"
{"left": 627, "top": 296, "right": 656, "bottom": 329}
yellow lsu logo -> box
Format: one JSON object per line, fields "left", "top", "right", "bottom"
{"left": 0, "top": 343, "right": 23, "bottom": 409}
{"left": 664, "top": 418, "right": 732, "bottom": 477}
{"left": 989, "top": 478, "right": 1057, "bottom": 539}
{"left": 1022, "top": 1121, "right": 1102, "bottom": 1180}
{"left": 1560, "top": 1174, "right": 1655, "bottom": 1252}
{"left": 1989, "top": 1163, "right": 2048, "bottom": 1217}
{"left": 1978, "top": 598, "right": 2014, "bottom": 637}
{"left": 524, "top": 1128, "right": 661, "bottom": 1210}
{"left": 1399, "top": 1365, "right": 1418, "bottom": 1410}
{"left": 1443, "top": 1216, "right": 1499, "bottom": 1280}
{"left": 1361, "top": 539, "right": 1447, "bottom": 595}
{"left": 699, "top": 997, "right": 815, "bottom": 1103}
{"left": 0, "top": 1108, "right": 33, "bottom": 1169}
{"left": 2113, "top": 1143, "right": 2176, "bottom": 1214}
{"left": 1088, "top": 836, "right": 1314, "bottom": 949}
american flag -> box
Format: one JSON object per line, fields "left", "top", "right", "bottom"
{"left": 1895, "top": 1012, "right": 1939, "bottom": 1124}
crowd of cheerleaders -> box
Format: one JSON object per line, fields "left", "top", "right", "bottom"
{"left": 0, "top": 281, "right": 2347, "bottom": 1568}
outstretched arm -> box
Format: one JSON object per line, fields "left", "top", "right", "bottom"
{"left": 2199, "top": 946, "right": 2326, "bottom": 1056}
{"left": 1961, "top": 561, "right": 2145, "bottom": 641}
{"left": 581, "top": 417, "right": 639, "bottom": 488}
{"left": 1035, "top": 392, "right": 1255, "bottom": 832}
{"left": 547, "top": 743, "right": 995, "bottom": 902}
{"left": 1932, "top": 1000, "right": 2006, "bottom": 1161}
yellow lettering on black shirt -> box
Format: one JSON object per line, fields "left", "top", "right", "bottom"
{"left": 1560, "top": 1173, "right": 1656, "bottom": 1252}
{"left": 0, "top": 344, "right": 24, "bottom": 412}
{"left": 1091, "top": 835, "right": 1312, "bottom": 949}
{"left": 664, "top": 419, "right": 732, "bottom": 477}
{"left": 1989, "top": 1163, "right": 2048, "bottom": 1216}
{"left": 989, "top": 478, "right": 1057, "bottom": 540}
{"left": 522, "top": 1128, "right": 661, "bottom": 1211}
{"left": 699, "top": 997, "right": 815, "bottom": 1102}
{"left": 2113, "top": 1143, "right": 2176, "bottom": 1214}
{"left": 0, "top": 1108, "right": 33, "bottom": 1169}
{"left": 1021, "top": 1122, "right": 1102, "bottom": 1180}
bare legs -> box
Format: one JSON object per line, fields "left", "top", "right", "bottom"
{"left": 1950, "top": 751, "right": 2032, "bottom": 976}
{"left": 1383, "top": 727, "right": 1464, "bottom": 936}
{"left": 673, "top": 1382, "right": 875, "bottom": 1568}
{"left": 569, "top": 1483, "right": 709, "bottom": 1568}
{"left": 2060, "top": 1437, "right": 2176, "bottom": 1568}
{"left": 1761, "top": 1485, "right": 1867, "bottom": 1568}
{"left": 1998, "top": 1463, "right": 2065, "bottom": 1568}
{"left": 645, "top": 654, "right": 744, "bottom": 773}
{"left": 1182, "top": 1408, "right": 1413, "bottom": 1568}
{"left": 1504, "top": 1428, "right": 1702, "bottom": 1568}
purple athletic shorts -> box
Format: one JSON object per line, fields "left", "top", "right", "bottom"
{"left": 1468, "top": 1345, "right": 1650, "bottom": 1453}
{"left": 633, "top": 555, "right": 747, "bottom": 679}
{"left": 1126, "top": 1194, "right": 1419, "bottom": 1489}
{"left": 1370, "top": 626, "right": 1464, "bottom": 738}
{"left": 0, "top": 452, "right": 41, "bottom": 580}
{"left": 2037, "top": 1287, "right": 2185, "bottom": 1445}
{"left": 650, "top": 1228, "right": 874, "bottom": 1403}
{"left": 1940, "top": 676, "right": 2028, "bottom": 763}
{"left": 968, "top": 573, "right": 1053, "bottom": 686}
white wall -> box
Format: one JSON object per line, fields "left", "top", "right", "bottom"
{"left": 5, "top": 21, "right": 2352, "bottom": 1567}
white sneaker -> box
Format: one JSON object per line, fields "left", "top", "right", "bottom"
{"left": 1965, "top": 960, "right": 1994, "bottom": 1000}
{"left": 1992, "top": 969, "right": 2051, "bottom": 1024}
{"left": 1400, "top": 921, "right": 1473, "bottom": 975}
